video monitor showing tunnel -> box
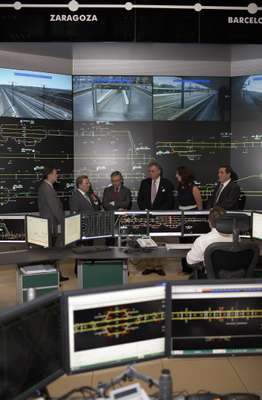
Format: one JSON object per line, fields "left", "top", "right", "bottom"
{"left": 73, "top": 75, "right": 153, "bottom": 121}
{"left": 0, "top": 68, "right": 72, "bottom": 120}
{"left": 231, "top": 75, "right": 262, "bottom": 122}
{"left": 153, "top": 76, "right": 230, "bottom": 122}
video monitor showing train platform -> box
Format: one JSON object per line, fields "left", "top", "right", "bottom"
{"left": 231, "top": 75, "right": 262, "bottom": 122}
{"left": 171, "top": 282, "right": 262, "bottom": 357}
{"left": 0, "top": 216, "right": 25, "bottom": 242}
{"left": 0, "top": 68, "right": 72, "bottom": 120}
{"left": 153, "top": 76, "right": 230, "bottom": 122}
{"left": 73, "top": 75, "right": 152, "bottom": 121}
{"left": 66, "top": 284, "right": 166, "bottom": 372}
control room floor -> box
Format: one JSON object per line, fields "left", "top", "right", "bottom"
{"left": 0, "top": 257, "right": 187, "bottom": 309}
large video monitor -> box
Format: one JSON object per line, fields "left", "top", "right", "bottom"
{"left": 0, "top": 67, "right": 72, "bottom": 120}
{"left": 63, "top": 213, "right": 81, "bottom": 246}
{"left": 153, "top": 76, "right": 230, "bottom": 121}
{"left": 252, "top": 212, "right": 262, "bottom": 240}
{"left": 73, "top": 75, "right": 152, "bottom": 122}
{"left": 64, "top": 282, "right": 167, "bottom": 373}
{"left": 0, "top": 215, "right": 25, "bottom": 242}
{"left": 25, "top": 215, "right": 51, "bottom": 248}
{"left": 0, "top": 291, "right": 63, "bottom": 400}
{"left": 170, "top": 280, "right": 262, "bottom": 357}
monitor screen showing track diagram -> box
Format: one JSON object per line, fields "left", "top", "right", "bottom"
{"left": 73, "top": 75, "right": 152, "bottom": 122}
{"left": 171, "top": 283, "right": 262, "bottom": 357}
{"left": 153, "top": 76, "right": 230, "bottom": 122}
{"left": 74, "top": 121, "right": 153, "bottom": 202}
{"left": 0, "top": 68, "right": 72, "bottom": 120}
{"left": 67, "top": 285, "right": 166, "bottom": 372}
{"left": 0, "top": 118, "right": 73, "bottom": 212}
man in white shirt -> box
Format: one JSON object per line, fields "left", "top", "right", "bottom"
{"left": 186, "top": 206, "right": 233, "bottom": 266}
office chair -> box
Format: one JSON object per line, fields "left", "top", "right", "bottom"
{"left": 204, "top": 213, "right": 259, "bottom": 279}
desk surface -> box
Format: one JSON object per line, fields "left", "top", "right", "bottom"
{"left": 48, "top": 356, "right": 262, "bottom": 397}
{"left": 0, "top": 246, "right": 189, "bottom": 267}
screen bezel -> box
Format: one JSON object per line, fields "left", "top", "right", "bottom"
{"left": 167, "top": 278, "right": 262, "bottom": 359}
{"left": 252, "top": 211, "right": 262, "bottom": 241}
{"left": 62, "top": 281, "right": 169, "bottom": 375}
{"left": 0, "top": 291, "right": 64, "bottom": 400}
{"left": 25, "top": 215, "right": 51, "bottom": 248}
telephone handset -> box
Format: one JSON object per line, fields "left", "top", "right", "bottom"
{"left": 136, "top": 237, "right": 158, "bottom": 248}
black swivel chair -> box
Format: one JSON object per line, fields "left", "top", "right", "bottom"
{"left": 204, "top": 213, "right": 259, "bottom": 279}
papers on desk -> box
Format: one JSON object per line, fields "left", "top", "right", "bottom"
{"left": 165, "top": 243, "right": 193, "bottom": 250}
{"left": 20, "top": 264, "right": 56, "bottom": 275}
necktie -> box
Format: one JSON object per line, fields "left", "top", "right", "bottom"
{"left": 215, "top": 183, "right": 224, "bottom": 204}
{"left": 151, "top": 180, "right": 157, "bottom": 204}
{"left": 85, "top": 193, "right": 92, "bottom": 205}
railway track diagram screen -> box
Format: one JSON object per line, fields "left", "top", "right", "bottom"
{"left": 66, "top": 284, "right": 166, "bottom": 372}
{"left": 171, "top": 283, "right": 262, "bottom": 356}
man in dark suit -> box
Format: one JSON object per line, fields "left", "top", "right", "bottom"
{"left": 137, "top": 161, "right": 174, "bottom": 210}
{"left": 102, "top": 171, "right": 132, "bottom": 211}
{"left": 38, "top": 167, "right": 64, "bottom": 239}
{"left": 70, "top": 175, "right": 101, "bottom": 214}
{"left": 38, "top": 167, "right": 68, "bottom": 281}
{"left": 208, "top": 165, "right": 240, "bottom": 210}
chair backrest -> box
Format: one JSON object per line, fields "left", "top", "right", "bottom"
{"left": 204, "top": 242, "right": 259, "bottom": 279}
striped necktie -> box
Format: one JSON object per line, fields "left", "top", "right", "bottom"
{"left": 151, "top": 180, "right": 157, "bottom": 204}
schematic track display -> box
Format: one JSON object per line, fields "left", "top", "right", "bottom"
{"left": 172, "top": 297, "right": 262, "bottom": 353}
{"left": 73, "top": 299, "right": 165, "bottom": 352}
{"left": 74, "top": 121, "right": 153, "bottom": 201}
{"left": 0, "top": 118, "right": 73, "bottom": 212}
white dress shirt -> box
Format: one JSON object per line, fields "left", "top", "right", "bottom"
{"left": 186, "top": 228, "right": 233, "bottom": 265}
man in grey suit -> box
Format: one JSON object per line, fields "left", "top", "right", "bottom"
{"left": 102, "top": 171, "right": 132, "bottom": 211}
{"left": 38, "top": 167, "right": 64, "bottom": 238}
{"left": 70, "top": 175, "right": 101, "bottom": 214}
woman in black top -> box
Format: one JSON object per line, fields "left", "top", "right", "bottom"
{"left": 176, "top": 166, "right": 202, "bottom": 210}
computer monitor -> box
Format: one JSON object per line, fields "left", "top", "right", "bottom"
{"left": 0, "top": 291, "right": 63, "bottom": 400}
{"left": 81, "top": 211, "right": 115, "bottom": 240}
{"left": 183, "top": 211, "right": 210, "bottom": 236}
{"left": 25, "top": 215, "right": 51, "bottom": 248}
{"left": 64, "top": 282, "right": 167, "bottom": 373}
{"left": 115, "top": 211, "right": 148, "bottom": 236}
{"left": 252, "top": 212, "right": 262, "bottom": 240}
{"left": 63, "top": 213, "right": 81, "bottom": 246}
{"left": 0, "top": 215, "right": 25, "bottom": 242}
{"left": 170, "top": 280, "right": 262, "bottom": 357}
{"left": 149, "top": 211, "right": 182, "bottom": 237}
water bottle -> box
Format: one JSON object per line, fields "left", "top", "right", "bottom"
{"left": 27, "top": 287, "right": 36, "bottom": 302}
{"left": 159, "top": 368, "right": 173, "bottom": 400}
